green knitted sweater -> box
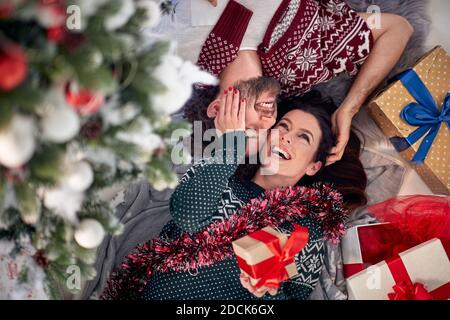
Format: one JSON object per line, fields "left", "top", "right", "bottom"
{"left": 141, "top": 131, "right": 325, "bottom": 300}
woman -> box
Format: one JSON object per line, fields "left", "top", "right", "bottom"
{"left": 101, "top": 89, "right": 367, "bottom": 300}
{"left": 158, "top": 0, "right": 413, "bottom": 165}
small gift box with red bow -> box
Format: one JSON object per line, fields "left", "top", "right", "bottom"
{"left": 232, "top": 225, "right": 309, "bottom": 289}
{"left": 346, "top": 238, "right": 450, "bottom": 300}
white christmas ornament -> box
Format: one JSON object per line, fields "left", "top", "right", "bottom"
{"left": 43, "top": 187, "right": 83, "bottom": 223}
{"left": 104, "top": 0, "right": 136, "bottom": 31}
{"left": 0, "top": 114, "right": 36, "bottom": 168}
{"left": 74, "top": 219, "right": 105, "bottom": 249}
{"left": 40, "top": 92, "right": 80, "bottom": 143}
{"left": 137, "top": 0, "right": 161, "bottom": 29}
{"left": 62, "top": 161, "right": 94, "bottom": 192}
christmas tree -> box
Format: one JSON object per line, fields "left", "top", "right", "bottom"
{"left": 0, "top": 0, "right": 215, "bottom": 299}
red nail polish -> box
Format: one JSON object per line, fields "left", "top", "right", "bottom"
{"left": 234, "top": 89, "right": 238, "bottom": 94}
{"left": 224, "top": 89, "right": 227, "bottom": 94}
{"left": 228, "top": 86, "right": 233, "bottom": 91}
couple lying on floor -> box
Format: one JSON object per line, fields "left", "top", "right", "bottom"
{"left": 100, "top": 0, "right": 413, "bottom": 300}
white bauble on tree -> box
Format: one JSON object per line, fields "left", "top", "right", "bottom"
{"left": 74, "top": 219, "right": 105, "bottom": 249}
{"left": 61, "top": 161, "right": 94, "bottom": 192}
{"left": 0, "top": 114, "right": 36, "bottom": 168}
{"left": 40, "top": 97, "right": 80, "bottom": 143}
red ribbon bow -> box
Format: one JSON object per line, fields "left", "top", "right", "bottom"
{"left": 388, "top": 281, "right": 434, "bottom": 300}
{"left": 236, "top": 224, "right": 309, "bottom": 290}
{"left": 386, "top": 254, "right": 450, "bottom": 300}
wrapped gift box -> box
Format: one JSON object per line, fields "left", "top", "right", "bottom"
{"left": 346, "top": 238, "right": 450, "bottom": 300}
{"left": 368, "top": 46, "right": 450, "bottom": 195}
{"left": 341, "top": 223, "right": 399, "bottom": 278}
{"left": 232, "top": 226, "right": 307, "bottom": 288}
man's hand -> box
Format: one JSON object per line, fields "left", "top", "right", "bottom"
{"left": 214, "top": 87, "right": 246, "bottom": 136}
{"left": 326, "top": 106, "right": 356, "bottom": 166}
{"left": 239, "top": 273, "right": 278, "bottom": 298}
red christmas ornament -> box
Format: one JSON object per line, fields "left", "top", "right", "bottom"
{"left": 37, "top": 0, "right": 66, "bottom": 28}
{"left": 0, "top": 1, "right": 14, "bottom": 18}
{"left": 0, "top": 43, "right": 27, "bottom": 91}
{"left": 47, "top": 26, "right": 66, "bottom": 43}
{"left": 65, "top": 82, "right": 105, "bottom": 116}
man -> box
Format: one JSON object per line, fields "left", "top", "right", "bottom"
{"left": 183, "top": 76, "right": 281, "bottom": 159}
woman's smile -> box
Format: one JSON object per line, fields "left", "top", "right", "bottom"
{"left": 271, "top": 145, "right": 292, "bottom": 161}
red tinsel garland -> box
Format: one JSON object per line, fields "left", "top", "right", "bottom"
{"left": 100, "top": 183, "right": 347, "bottom": 300}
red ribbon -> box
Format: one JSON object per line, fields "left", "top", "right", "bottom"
{"left": 236, "top": 224, "right": 309, "bottom": 289}
{"left": 343, "top": 263, "right": 365, "bottom": 279}
{"left": 386, "top": 255, "right": 450, "bottom": 300}
{"left": 388, "top": 281, "right": 434, "bottom": 300}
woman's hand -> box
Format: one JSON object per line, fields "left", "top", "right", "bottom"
{"left": 326, "top": 105, "right": 356, "bottom": 166}
{"left": 214, "top": 87, "right": 246, "bottom": 136}
{"left": 239, "top": 273, "right": 278, "bottom": 298}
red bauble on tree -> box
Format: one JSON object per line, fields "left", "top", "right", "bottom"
{"left": 0, "top": 1, "right": 14, "bottom": 18}
{"left": 65, "top": 82, "right": 105, "bottom": 116}
{"left": 0, "top": 43, "right": 27, "bottom": 91}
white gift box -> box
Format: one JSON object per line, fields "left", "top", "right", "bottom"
{"left": 346, "top": 238, "right": 450, "bottom": 300}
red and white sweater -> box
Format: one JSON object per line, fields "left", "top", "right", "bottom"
{"left": 197, "top": 0, "right": 374, "bottom": 97}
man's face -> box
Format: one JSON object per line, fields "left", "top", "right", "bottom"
{"left": 207, "top": 77, "right": 280, "bottom": 157}
{"left": 244, "top": 89, "right": 278, "bottom": 157}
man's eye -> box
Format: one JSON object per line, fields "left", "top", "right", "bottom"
{"left": 278, "top": 122, "right": 288, "bottom": 129}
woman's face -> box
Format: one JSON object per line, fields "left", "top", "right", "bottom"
{"left": 261, "top": 109, "right": 323, "bottom": 181}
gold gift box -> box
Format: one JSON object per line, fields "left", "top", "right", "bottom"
{"left": 368, "top": 46, "right": 450, "bottom": 195}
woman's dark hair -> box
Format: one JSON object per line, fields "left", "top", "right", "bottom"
{"left": 236, "top": 90, "right": 368, "bottom": 210}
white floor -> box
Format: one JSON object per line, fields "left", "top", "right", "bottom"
{"left": 425, "top": 0, "right": 450, "bottom": 52}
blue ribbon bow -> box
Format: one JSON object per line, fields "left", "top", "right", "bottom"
{"left": 389, "top": 69, "right": 450, "bottom": 164}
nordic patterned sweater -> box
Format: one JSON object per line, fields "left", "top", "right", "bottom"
{"left": 141, "top": 131, "right": 325, "bottom": 300}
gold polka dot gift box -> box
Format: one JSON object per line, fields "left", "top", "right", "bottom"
{"left": 368, "top": 46, "right": 450, "bottom": 195}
